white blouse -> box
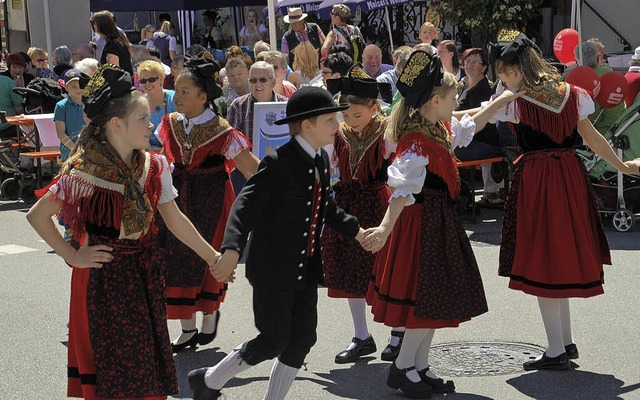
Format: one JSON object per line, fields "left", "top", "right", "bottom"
{"left": 387, "top": 114, "right": 476, "bottom": 206}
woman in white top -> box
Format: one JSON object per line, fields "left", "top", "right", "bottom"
{"left": 239, "top": 10, "right": 268, "bottom": 50}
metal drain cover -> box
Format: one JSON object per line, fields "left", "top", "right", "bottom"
{"left": 429, "top": 341, "right": 545, "bottom": 377}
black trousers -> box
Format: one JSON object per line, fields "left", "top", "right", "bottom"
{"left": 240, "top": 279, "right": 318, "bottom": 369}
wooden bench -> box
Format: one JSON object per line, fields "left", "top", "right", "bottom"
{"left": 456, "top": 156, "right": 507, "bottom": 223}
{"left": 20, "top": 150, "right": 60, "bottom": 187}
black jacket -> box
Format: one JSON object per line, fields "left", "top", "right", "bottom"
{"left": 222, "top": 137, "right": 360, "bottom": 289}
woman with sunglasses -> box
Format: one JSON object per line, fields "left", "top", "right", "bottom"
{"left": 138, "top": 60, "right": 176, "bottom": 149}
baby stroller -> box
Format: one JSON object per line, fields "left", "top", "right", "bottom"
{"left": 0, "top": 78, "right": 66, "bottom": 201}
{"left": 577, "top": 101, "right": 640, "bottom": 232}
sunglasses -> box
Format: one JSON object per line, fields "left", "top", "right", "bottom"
{"left": 36, "top": 58, "right": 47, "bottom": 63}
{"left": 140, "top": 76, "right": 160, "bottom": 84}
{"left": 249, "top": 77, "right": 271, "bottom": 84}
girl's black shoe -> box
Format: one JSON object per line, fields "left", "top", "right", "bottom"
{"left": 198, "top": 310, "right": 221, "bottom": 346}
{"left": 387, "top": 363, "right": 433, "bottom": 398}
{"left": 417, "top": 367, "right": 455, "bottom": 393}
{"left": 381, "top": 330, "right": 404, "bottom": 362}
{"left": 172, "top": 329, "right": 198, "bottom": 353}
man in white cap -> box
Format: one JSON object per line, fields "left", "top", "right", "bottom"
{"left": 281, "top": 7, "right": 325, "bottom": 66}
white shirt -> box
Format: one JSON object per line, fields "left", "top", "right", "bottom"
{"left": 295, "top": 135, "right": 323, "bottom": 180}
{"left": 147, "top": 33, "right": 177, "bottom": 52}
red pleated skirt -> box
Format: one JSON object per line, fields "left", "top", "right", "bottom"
{"left": 499, "top": 149, "right": 611, "bottom": 298}
{"left": 367, "top": 189, "right": 488, "bottom": 329}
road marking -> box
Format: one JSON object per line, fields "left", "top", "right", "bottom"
{"left": 0, "top": 244, "right": 39, "bottom": 255}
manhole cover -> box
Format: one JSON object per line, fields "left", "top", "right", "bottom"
{"left": 429, "top": 341, "right": 545, "bottom": 377}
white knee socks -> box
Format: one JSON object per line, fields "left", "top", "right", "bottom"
{"left": 173, "top": 314, "right": 197, "bottom": 345}
{"left": 559, "top": 298, "right": 574, "bottom": 346}
{"left": 537, "top": 297, "right": 566, "bottom": 357}
{"left": 204, "top": 348, "right": 252, "bottom": 390}
{"left": 263, "top": 359, "right": 299, "bottom": 400}
{"left": 202, "top": 310, "right": 220, "bottom": 335}
{"left": 414, "top": 329, "right": 435, "bottom": 372}
{"left": 346, "top": 298, "right": 370, "bottom": 350}
{"left": 395, "top": 328, "right": 429, "bottom": 383}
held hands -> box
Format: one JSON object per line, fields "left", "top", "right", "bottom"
{"left": 209, "top": 250, "right": 239, "bottom": 283}
{"left": 67, "top": 237, "right": 113, "bottom": 269}
{"left": 623, "top": 158, "right": 640, "bottom": 175}
{"left": 360, "top": 226, "right": 389, "bottom": 254}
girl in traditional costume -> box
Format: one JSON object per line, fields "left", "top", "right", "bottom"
{"left": 154, "top": 56, "right": 259, "bottom": 351}
{"left": 362, "top": 50, "right": 520, "bottom": 398}
{"left": 489, "top": 30, "right": 640, "bottom": 370}
{"left": 323, "top": 65, "right": 404, "bottom": 363}
{"left": 27, "top": 65, "right": 222, "bottom": 399}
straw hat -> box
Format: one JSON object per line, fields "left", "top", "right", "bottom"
{"left": 283, "top": 7, "right": 308, "bottom": 24}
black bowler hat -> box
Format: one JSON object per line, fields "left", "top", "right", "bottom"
{"left": 274, "top": 86, "right": 349, "bottom": 125}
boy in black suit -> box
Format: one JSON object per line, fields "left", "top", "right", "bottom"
{"left": 188, "top": 86, "right": 366, "bottom": 400}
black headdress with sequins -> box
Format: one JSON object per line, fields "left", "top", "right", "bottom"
{"left": 82, "top": 64, "right": 135, "bottom": 120}
{"left": 396, "top": 50, "right": 444, "bottom": 110}
{"left": 489, "top": 29, "right": 541, "bottom": 66}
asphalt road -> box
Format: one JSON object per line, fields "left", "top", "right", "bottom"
{"left": 1, "top": 200, "right": 640, "bottom": 400}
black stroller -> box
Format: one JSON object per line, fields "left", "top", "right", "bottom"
{"left": 0, "top": 78, "right": 66, "bottom": 201}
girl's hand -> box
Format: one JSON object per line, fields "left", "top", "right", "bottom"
{"left": 494, "top": 89, "right": 527, "bottom": 105}
{"left": 68, "top": 239, "right": 113, "bottom": 268}
{"left": 623, "top": 159, "right": 640, "bottom": 175}
{"left": 361, "top": 227, "right": 389, "bottom": 253}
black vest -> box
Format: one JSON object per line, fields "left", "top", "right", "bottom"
{"left": 284, "top": 23, "right": 323, "bottom": 66}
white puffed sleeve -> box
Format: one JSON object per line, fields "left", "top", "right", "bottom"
{"left": 575, "top": 86, "right": 596, "bottom": 120}
{"left": 387, "top": 150, "right": 429, "bottom": 206}
{"left": 450, "top": 114, "right": 476, "bottom": 149}
{"left": 153, "top": 120, "right": 164, "bottom": 145}
{"left": 158, "top": 155, "right": 179, "bottom": 204}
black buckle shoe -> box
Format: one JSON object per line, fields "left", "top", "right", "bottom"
{"left": 199, "top": 310, "right": 221, "bottom": 346}
{"left": 335, "top": 335, "right": 377, "bottom": 364}
{"left": 172, "top": 329, "right": 198, "bottom": 353}
{"left": 188, "top": 367, "right": 221, "bottom": 400}
{"left": 523, "top": 352, "right": 571, "bottom": 371}
{"left": 417, "top": 367, "right": 455, "bottom": 393}
{"left": 565, "top": 343, "right": 579, "bottom": 360}
{"left": 387, "top": 363, "right": 433, "bottom": 398}
{"left": 381, "top": 330, "right": 404, "bottom": 362}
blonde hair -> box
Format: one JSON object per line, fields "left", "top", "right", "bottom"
{"left": 386, "top": 71, "right": 458, "bottom": 143}
{"left": 141, "top": 24, "right": 155, "bottom": 39}
{"left": 159, "top": 21, "right": 172, "bottom": 35}
{"left": 292, "top": 42, "right": 319, "bottom": 81}
{"left": 421, "top": 22, "right": 437, "bottom": 33}
{"left": 30, "top": 48, "right": 48, "bottom": 61}
{"left": 138, "top": 60, "right": 165, "bottom": 79}
{"left": 495, "top": 46, "right": 560, "bottom": 89}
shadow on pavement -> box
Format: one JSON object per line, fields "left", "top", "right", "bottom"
{"left": 507, "top": 369, "right": 640, "bottom": 400}
{"left": 311, "top": 361, "right": 494, "bottom": 399}
{"left": 172, "top": 347, "right": 227, "bottom": 399}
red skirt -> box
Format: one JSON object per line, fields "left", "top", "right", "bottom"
{"left": 163, "top": 168, "right": 233, "bottom": 319}
{"left": 67, "top": 237, "right": 178, "bottom": 399}
{"left": 499, "top": 149, "right": 611, "bottom": 298}
{"left": 367, "top": 189, "right": 488, "bottom": 329}
{"left": 322, "top": 181, "right": 390, "bottom": 298}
